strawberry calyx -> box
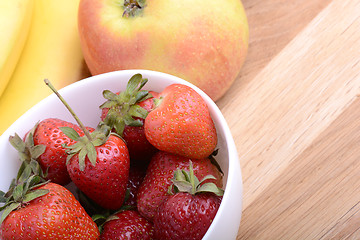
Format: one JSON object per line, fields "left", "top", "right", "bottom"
{"left": 60, "top": 126, "right": 110, "bottom": 171}
{"left": 8, "top": 123, "right": 47, "bottom": 181}
{"left": 100, "top": 73, "right": 151, "bottom": 136}
{"left": 151, "top": 95, "right": 163, "bottom": 108}
{"left": 168, "top": 161, "right": 224, "bottom": 197}
{"left": 0, "top": 164, "right": 49, "bottom": 224}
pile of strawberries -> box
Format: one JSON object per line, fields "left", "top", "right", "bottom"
{"left": 0, "top": 74, "right": 224, "bottom": 240}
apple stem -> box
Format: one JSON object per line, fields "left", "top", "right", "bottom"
{"left": 44, "top": 79, "right": 93, "bottom": 141}
{"left": 122, "top": 0, "right": 145, "bottom": 18}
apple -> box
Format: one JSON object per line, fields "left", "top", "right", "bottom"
{"left": 78, "top": 0, "right": 249, "bottom": 101}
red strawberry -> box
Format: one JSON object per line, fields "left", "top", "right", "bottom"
{"left": 154, "top": 192, "right": 222, "bottom": 240}
{"left": 43, "top": 79, "right": 131, "bottom": 210}
{"left": 153, "top": 162, "right": 223, "bottom": 240}
{"left": 136, "top": 151, "right": 223, "bottom": 221}
{"left": 65, "top": 130, "right": 130, "bottom": 210}
{"left": 144, "top": 84, "right": 217, "bottom": 159}
{"left": 99, "top": 210, "right": 153, "bottom": 240}
{"left": 100, "top": 74, "right": 158, "bottom": 167}
{"left": 0, "top": 182, "right": 100, "bottom": 240}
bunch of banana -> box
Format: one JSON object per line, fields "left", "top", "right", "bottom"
{"left": 0, "top": 0, "right": 90, "bottom": 135}
{"left": 0, "top": 0, "right": 34, "bottom": 97}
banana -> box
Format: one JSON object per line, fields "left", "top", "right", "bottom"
{"left": 0, "top": 0, "right": 34, "bottom": 97}
{"left": 0, "top": 0, "right": 90, "bottom": 135}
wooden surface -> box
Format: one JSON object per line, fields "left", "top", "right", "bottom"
{"left": 217, "top": 0, "right": 360, "bottom": 239}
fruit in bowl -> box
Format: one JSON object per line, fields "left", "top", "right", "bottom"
{"left": 0, "top": 70, "right": 243, "bottom": 239}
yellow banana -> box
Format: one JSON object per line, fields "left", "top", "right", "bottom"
{"left": 0, "top": 0, "right": 90, "bottom": 135}
{"left": 0, "top": 0, "right": 34, "bottom": 97}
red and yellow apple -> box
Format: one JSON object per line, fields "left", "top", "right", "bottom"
{"left": 78, "top": 0, "right": 249, "bottom": 101}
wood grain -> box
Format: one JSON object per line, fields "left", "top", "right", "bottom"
{"left": 217, "top": 0, "right": 332, "bottom": 108}
{"left": 217, "top": 0, "right": 360, "bottom": 239}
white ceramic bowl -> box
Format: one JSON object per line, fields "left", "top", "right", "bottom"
{"left": 0, "top": 70, "right": 243, "bottom": 239}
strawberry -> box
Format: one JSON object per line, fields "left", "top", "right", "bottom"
{"left": 144, "top": 84, "right": 218, "bottom": 159}
{"left": 136, "top": 151, "right": 223, "bottom": 221}
{"left": 154, "top": 192, "right": 222, "bottom": 240}
{"left": 31, "top": 118, "right": 92, "bottom": 185}
{"left": 64, "top": 129, "right": 130, "bottom": 210}
{"left": 99, "top": 210, "right": 153, "bottom": 240}
{"left": 0, "top": 180, "right": 99, "bottom": 240}
{"left": 153, "top": 162, "right": 223, "bottom": 240}
{"left": 44, "top": 79, "right": 130, "bottom": 210}
{"left": 100, "top": 73, "right": 158, "bottom": 167}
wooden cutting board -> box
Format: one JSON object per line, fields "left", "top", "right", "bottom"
{"left": 218, "top": 0, "right": 360, "bottom": 239}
